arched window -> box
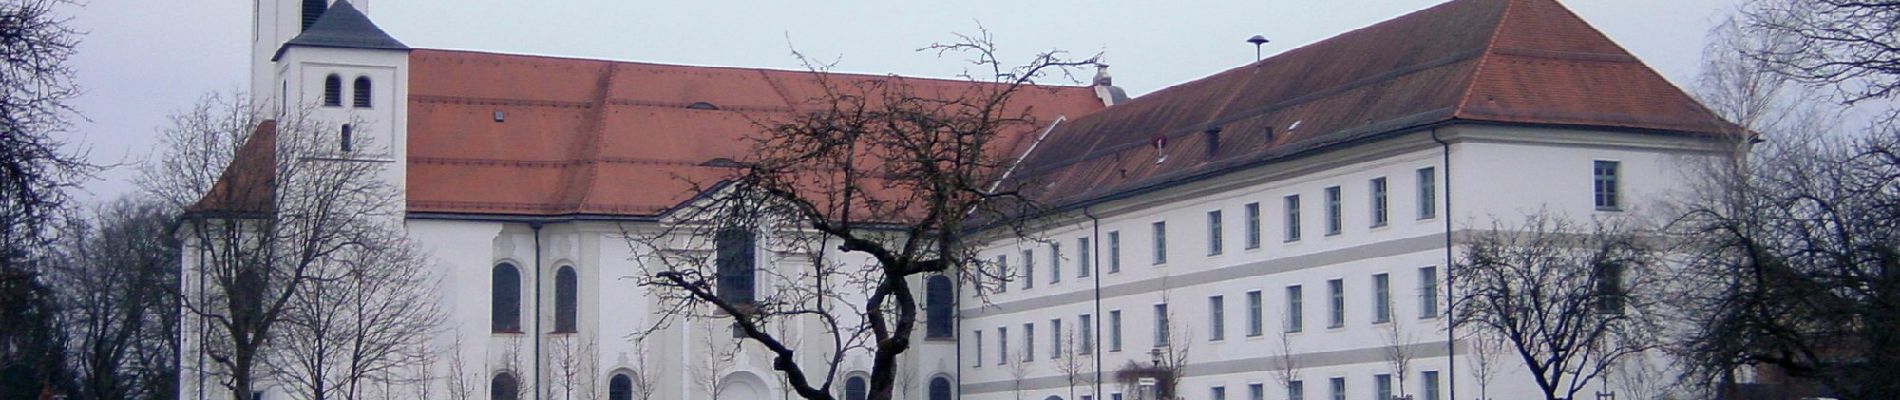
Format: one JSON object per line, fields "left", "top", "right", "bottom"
{"left": 339, "top": 124, "right": 353, "bottom": 153}
{"left": 491, "top": 372, "right": 519, "bottom": 400}
{"left": 493, "top": 263, "right": 521, "bottom": 333}
{"left": 352, "top": 76, "right": 372, "bottom": 108}
{"left": 715, "top": 229, "right": 756, "bottom": 306}
{"left": 929, "top": 377, "right": 953, "bottom": 400}
{"left": 608, "top": 373, "right": 633, "bottom": 400}
{"left": 925, "top": 275, "right": 953, "bottom": 338}
{"left": 555, "top": 266, "right": 578, "bottom": 333}
{"left": 322, "top": 74, "right": 342, "bottom": 107}
{"left": 844, "top": 376, "right": 868, "bottom": 400}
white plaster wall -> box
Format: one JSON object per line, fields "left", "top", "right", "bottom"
{"left": 953, "top": 125, "right": 1725, "bottom": 400}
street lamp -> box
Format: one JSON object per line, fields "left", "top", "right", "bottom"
{"left": 1247, "top": 35, "right": 1270, "bottom": 61}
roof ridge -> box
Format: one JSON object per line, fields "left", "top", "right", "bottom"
{"left": 1453, "top": 0, "right": 1517, "bottom": 119}
{"left": 409, "top": 48, "right": 1095, "bottom": 91}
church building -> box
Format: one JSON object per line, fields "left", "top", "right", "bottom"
{"left": 182, "top": 0, "right": 1739, "bottom": 399}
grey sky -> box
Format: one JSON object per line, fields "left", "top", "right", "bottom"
{"left": 64, "top": 0, "right": 1744, "bottom": 202}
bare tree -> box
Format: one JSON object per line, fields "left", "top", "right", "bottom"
{"left": 1053, "top": 329, "right": 1093, "bottom": 400}
{"left": 692, "top": 319, "right": 741, "bottom": 400}
{"left": 625, "top": 27, "right": 1095, "bottom": 400}
{"left": 1005, "top": 348, "right": 1030, "bottom": 400}
{"left": 1113, "top": 284, "right": 1192, "bottom": 400}
{"left": 1462, "top": 330, "right": 1504, "bottom": 400}
{"left": 1271, "top": 328, "right": 1302, "bottom": 400}
{"left": 547, "top": 334, "right": 600, "bottom": 400}
{"left": 1379, "top": 312, "right": 1420, "bottom": 399}
{"left": 45, "top": 196, "right": 181, "bottom": 400}
{"left": 0, "top": 1, "right": 89, "bottom": 397}
{"left": 144, "top": 92, "right": 411, "bottom": 399}
{"left": 1670, "top": 125, "right": 1900, "bottom": 399}
{"left": 444, "top": 334, "right": 478, "bottom": 400}
{"left": 1739, "top": 0, "right": 1900, "bottom": 105}
{"left": 266, "top": 228, "right": 443, "bottom": 400}
{"left": 1451, "top": 211, "right": 1662, "bottom": 400}
{"left": 628, "top": 337, "right": 659, "bottom": 400}
{"left": 408, "top": 339, "right": 437, "bottom": 400}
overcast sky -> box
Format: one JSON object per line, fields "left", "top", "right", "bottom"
{"left": 62, "top": 0, "right": 1745, "bottom": 203}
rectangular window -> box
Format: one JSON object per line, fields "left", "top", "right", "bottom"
{"left": 1245, "top": 202, "right": 1262, "bottom": 249}
{"left": 1373, "top": 273, "right": 1391, "bottom": 323}
{"left": 1328, "top": 278, "right": 1345, "bottom": 328}
{"left": 1080, "top": 314, "right": 1093, "bottom": 355}
{"left": 1208, "top": 210, "right": 1224, "bottom": 256}
{"left": 1050, "top": 318, "right": 1063, "bottom": 359}
{"left": 1284, "top": 195, "right": 1303, "bottom": 242}
{"left": 1375, "top": 374, "right": 1392, "bottom": 400}
{"left": 1209, "top": 295, "right": 1226, "bottom": 341}
{"left": 1022, "top": 250, "right": 1035, "bottom": 289}
{"left": 715, "top": 229, "right": 758, "bottom": 305}
{"left": 1023, "top": 323, "right": 1035, "bottom": 362}
{"left": 1109, "top": 310, "right": 1123, "bottom": 352}
{"left": 1051, "top": 243, "right": 1062, "bottom": 284}
{"left": 1422, "top": 371, "right": 1441, "bottom": 400}
{"left": 1419, "top": 266, "right": 1439, "bottom": 318}
{"left": 1152, "top": 221, "right": 1169, "bottom": 265}
{"left": 1112, "top": 394, "right": 1123, "bottom": 400}
{"left": 1595, "top": 160, "right": 1621, "bottom": 210}
{"left": 995, "top": 255, "right": 1008, "bottom": 293}
{"left": 1289, "top": 380, "right": 1305, "bottom": 400}
{"left": 1325, "top": 186, "right": 1343, "bottom": 235}
{"left": 1370, "top": 177, "right": 1388, "bottom": 227}
{"left": 1329, "top": 377, "right": 1346, "bottom": 400}
{"left": 1246, "top": 290, "right": 1264, "bottom": 337}
{"left": 997, "top": 327, "right": 1008, "bottom": 365}
{"left": 1212, "top": 386, "right": 1227, "bottom": 400}
{"left": 1153, "top": 303, "right": 1170, "bottom": 347}
{"left": 1286, "top": 285, "right": 1304, "bottom": 333}
{"left": 1249, "top": 383, "right": 1265, "bottom": 400}
{"left": 1418, "top": 167, "right": 1436, "bottom": 219}
{"left": 1078, "top": 238, "right": 1092, "bottom": 278}
{"left": 972, "top": 329, "right": 988, "bottom": 367}
{"left": 1108, "top": 231, "right": 1122, "bottom": 273}
{"left": 1596, "top": 262, "right": 1627, "bottom": 315}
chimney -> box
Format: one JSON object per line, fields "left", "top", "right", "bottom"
{"left": 1093, "top": 63, "right": 1130, "bottom": 107}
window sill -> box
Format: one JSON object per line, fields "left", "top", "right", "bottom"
{"left": 1595, "top": 206, "right": 1624, "bottom": 212}
{"left": 1370, "top": 222, "right": 1388, "bottom": 229}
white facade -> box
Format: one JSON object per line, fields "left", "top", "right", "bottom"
{"left": 956, "top": 126, "right": 1718, "bottom": 400}
{"left": 182, "top": 2, "right": 1726, "bottom": 400}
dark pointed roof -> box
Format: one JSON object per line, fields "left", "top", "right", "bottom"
{"left": 274, "top": 0, "right": 407, "bottom": 60}
{"left": 1006, "top": 0, "right": 1742, "bottom": 209}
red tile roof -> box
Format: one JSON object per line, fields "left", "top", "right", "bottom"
{"left": 187, "top": 121, "right": 277, "bottom": 217}
{"left": 404, "top": 49, "right": 1107, "bottom": 217}
{"left": 1004, "top": 0, "right": 1741, "bottom": 209}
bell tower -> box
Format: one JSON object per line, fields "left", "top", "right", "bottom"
{"left": 251, "top": 0, "right": 374, "bottom": 106}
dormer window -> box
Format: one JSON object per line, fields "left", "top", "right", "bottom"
{"left": 323, "top": 74, "right": 342, "bottom": 107}
{"left": 352, "top": 76, "right": 372, "bottom": 108}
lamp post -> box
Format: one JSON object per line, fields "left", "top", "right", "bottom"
{"left": 1148, "top": 348, "right": 1165, "bottom": 400}
{"left": 1247, "top": 35, "right": 1270, "bottom": 61}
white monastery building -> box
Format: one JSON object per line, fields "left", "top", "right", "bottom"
{"left": 181, "top": 0, "right": 1742, "bottom": 399}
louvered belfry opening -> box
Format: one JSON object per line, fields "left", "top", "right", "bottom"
{"left": 301, "top": 0, "right": 328, "bottom": 30}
